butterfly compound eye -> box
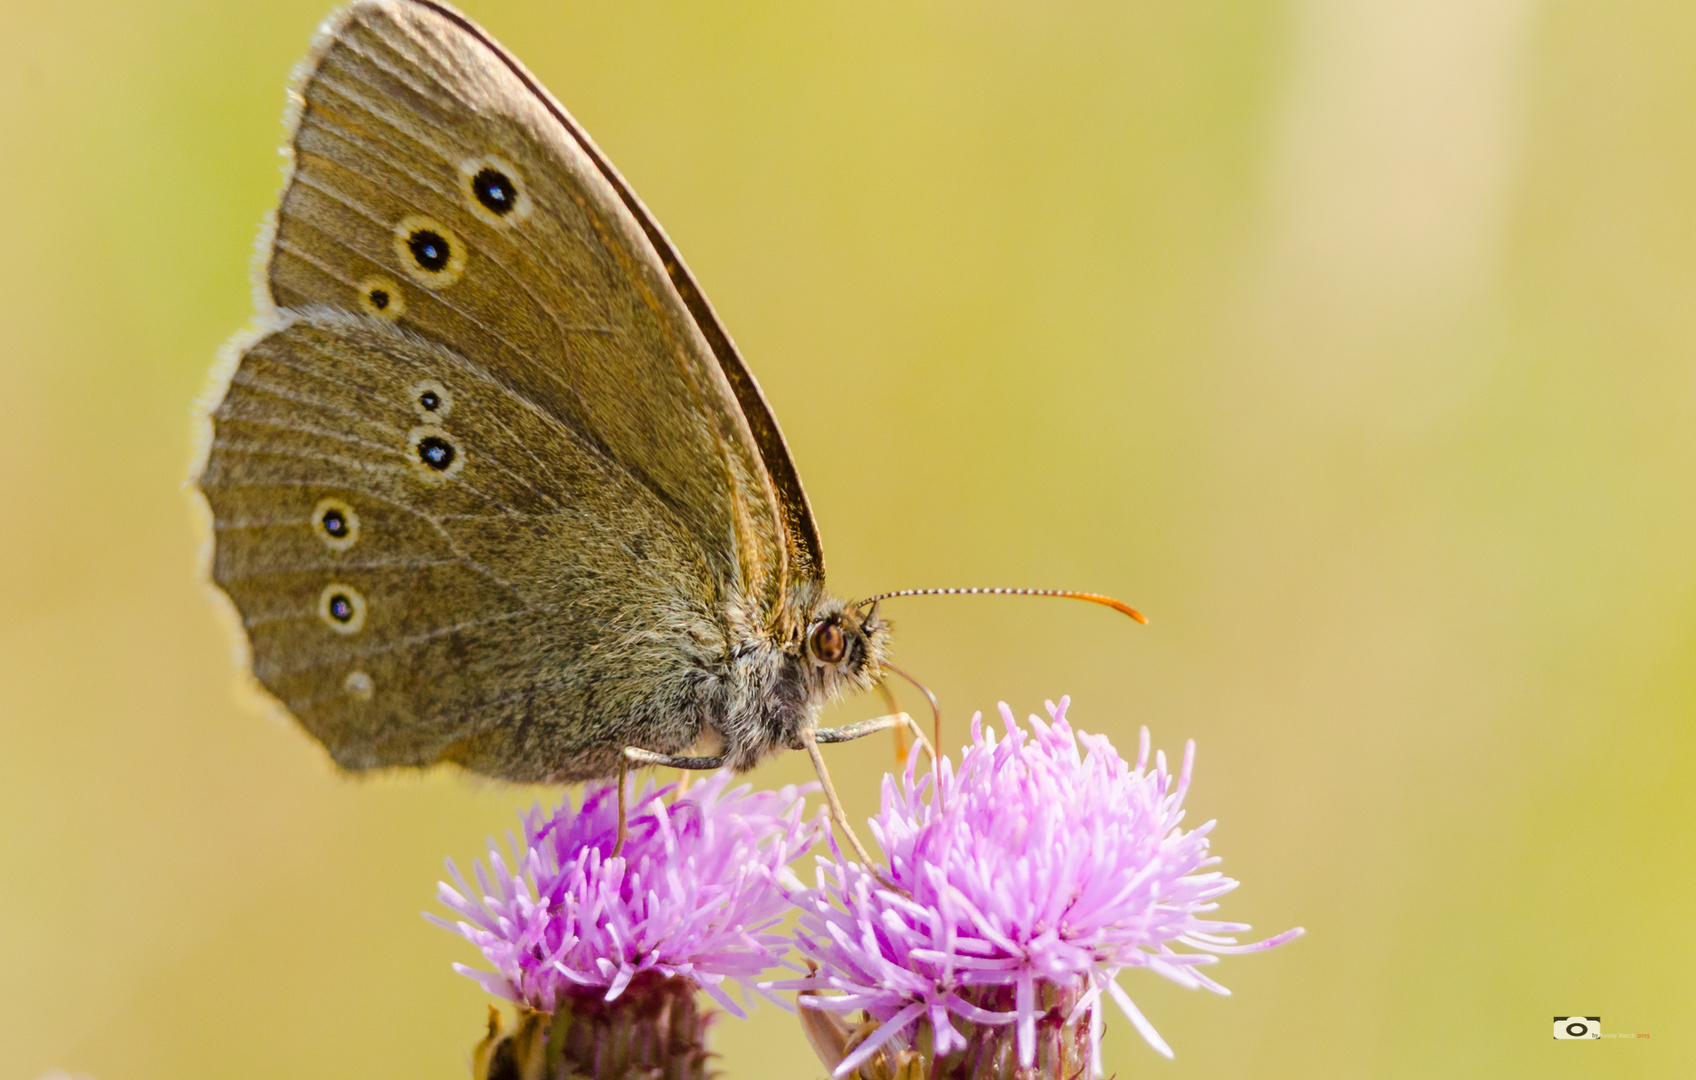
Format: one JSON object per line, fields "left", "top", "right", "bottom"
{"left": 809, "top": 621, "right": 847, "bottom": 664}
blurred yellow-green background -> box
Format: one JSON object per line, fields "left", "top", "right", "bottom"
{"left": 3, "top": 0, "right": 1690, "bottom": 1076}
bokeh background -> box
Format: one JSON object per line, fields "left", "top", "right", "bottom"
{"left": 2, "top": 0, "right": 1689, "bottom": 1076}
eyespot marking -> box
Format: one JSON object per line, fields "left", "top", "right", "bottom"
{"left": 393, "top": 216, "right": 466, "bottom": 288}
{"left": 473, "top": 169, "right": 515, "bottom": 214}
{"left": 409, "top": 230, "right": 449, "bottom": 271}
{"left": 407, "top": 379, "right": 453, "bottom": 421}
{"left": 459, "top": 155, "right": 532, "bottom": 227}
{"left": 418, "top": 436, "right": 454, "bottom": 469}
{"left": 344, "top": 670, "right": 375, "bottom": 701}
{"left": 311, "top": 497, "right": 359, "bottom": 552}
{"left": 318, "top": 583, "right": 367, "bottom": 634}
{"left": 408, "top": 425, "right": 463, "bottom": 480}
{"left": 357, "top": 275, "right": 406, "bottom": 320}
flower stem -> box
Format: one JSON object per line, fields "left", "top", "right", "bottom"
{"left": 831, "top": 986, "right": 1091, "bottom": 1080}
{"left": 474, "top": 974, "right": 714, "bottom": 1080}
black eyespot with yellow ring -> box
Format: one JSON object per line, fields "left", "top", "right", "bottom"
{"left": 318, "top": 583, "right": 367, "bottom": 635}
{"left": 357, "top": 275, "right": 406, "bottom": 320}
{"left": 473, "top": 169, "right": 516, "bottom": 215}
{"left": 418, "top": 436, "right": 454, "bottom": 470}
{"left": 311, "top": 496, "right": 359, "bottom": 552}
{"left": 459, "top": 154, "right": 533, "bottom": 228}
{"left": 393, "top": 215, "right": 466, "bottom": 288}
{"left": 407, "top": 425, "right": 464, "bottom": 481}
{"left": 406, "top": 379, "right": 453, "bottom": 421}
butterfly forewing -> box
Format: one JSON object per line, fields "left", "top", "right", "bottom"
{"left": 268, "top": 0, "right": 790, "bottom": 593}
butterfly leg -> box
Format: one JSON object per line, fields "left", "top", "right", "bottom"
{"left": 797, "top": 727, "right": 908, "bottom": 895}
{"left": 622, "top": 746, "right": 728, "bottom": 770}
{"left": 812, "top": 712, "right": 907, "bottom": 744}
{"left": 613, "top": 758, "right": 630, "bottom": 858}
{"left": 816, "top": 711, "right": 936, "bottom": 766}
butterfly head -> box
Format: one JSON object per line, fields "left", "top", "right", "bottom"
{"left": 800, "top": 596, "right": 890, "bottom": 701}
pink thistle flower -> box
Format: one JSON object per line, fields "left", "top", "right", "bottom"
{"left": 780, "top": 698, "right": 1303, "bottom": 1078}
{"left": 433, "top": 772, "right": 823, "bottom": 1017}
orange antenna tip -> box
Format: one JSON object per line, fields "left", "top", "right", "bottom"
{"left": 1077, "top": 593, "right": 1149, "bottom": 624}
{"left": 857, "top": 587, "right": 1148, "bottom": 624}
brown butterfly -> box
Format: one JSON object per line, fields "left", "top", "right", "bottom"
{"left": 195, "top": 0, "right": 1139, "bottom": 854}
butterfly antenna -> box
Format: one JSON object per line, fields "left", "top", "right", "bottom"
{"left": 858, "top": 587, "right": 1148, "bottom": 624}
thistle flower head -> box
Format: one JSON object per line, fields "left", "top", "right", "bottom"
{"left": 435, "top": 772, "right": 823, "bottom": 1016}
{"left": 783, "top": 698, "right": 1302, "bottom": 1077}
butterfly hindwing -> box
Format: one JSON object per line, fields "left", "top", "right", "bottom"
{"left": 201, "top": 310, "right": 729, "bottom": 779}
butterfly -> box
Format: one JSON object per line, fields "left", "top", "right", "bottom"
{"left": 195, "top": 0, "right": 1139, "bottom": 855}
